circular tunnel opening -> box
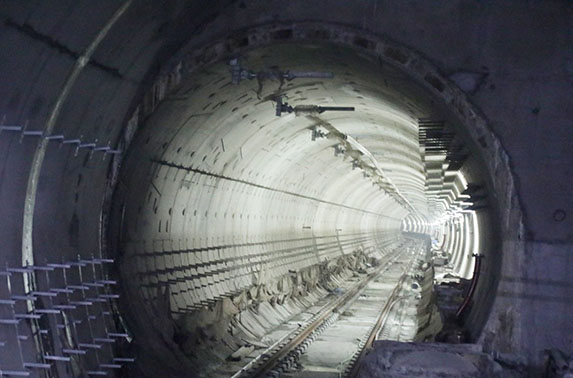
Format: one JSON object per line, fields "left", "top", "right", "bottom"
{"left": 108, "top": 30, "right": 501, "bottom": 377}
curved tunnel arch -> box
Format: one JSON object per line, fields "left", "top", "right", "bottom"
{"left": 106, "top": 24, "right": 510, "bottom": 375}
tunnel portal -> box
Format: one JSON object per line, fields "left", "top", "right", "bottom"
{"left": 109, "top": 41, "right": 496, "bottom": 377}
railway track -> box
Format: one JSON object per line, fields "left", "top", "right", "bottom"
{"left": 231, "top": 237, "right": 428, "bottom": 378}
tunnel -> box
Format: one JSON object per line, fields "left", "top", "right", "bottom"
{"left": 109, "top": 39, "right": 497, "bottom": 376}
{"left": 0, "top": 2, "right": 571, "bottom": 378}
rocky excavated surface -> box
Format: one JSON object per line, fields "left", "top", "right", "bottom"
{"left": 358, "top": 341, "right": 525, "bottom": 378}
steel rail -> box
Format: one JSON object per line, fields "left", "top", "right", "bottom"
{"left": 345, "top": 274, "right": 408, "bottom": 378}
{"left": 345, "top": 240, "right": 426, "bottom": 378}
{"left": 233, "top": 247, "right": 407, "bottom": 378}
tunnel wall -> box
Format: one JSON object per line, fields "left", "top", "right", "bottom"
{"left": 0, "top": 0, "right": 571, "bottom": 372}
{"left": 114, "top": 96, "right": 406, "bottom": 312}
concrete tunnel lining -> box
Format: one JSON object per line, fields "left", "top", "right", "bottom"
{"left": 1, "top": 0, "right": 572, "bottom": 375}
{"left": 107, "top": 31, "right": 502, "bottom": 375}
{"left": 4, "top": 3, "right": 555, "bottom": 374}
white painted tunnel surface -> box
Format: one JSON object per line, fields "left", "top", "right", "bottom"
{"left": 111, "top": 43, "right": 486, "bottom": 376}
{"left": 117, "top": 44, "right": 473, "bottom": 312}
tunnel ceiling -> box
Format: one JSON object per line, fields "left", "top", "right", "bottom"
{"left": 121, "top": 43, "right": 452, "bottom": 227}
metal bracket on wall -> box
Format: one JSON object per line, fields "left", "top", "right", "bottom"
{"left": 0, "top": 122, "right": 121, "bottom": 160}
{"left": 229, "top": 58, "right": 334, "bottom": 84}
{"left": 275, "top": 95, "right": 355, "bottom": 116}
